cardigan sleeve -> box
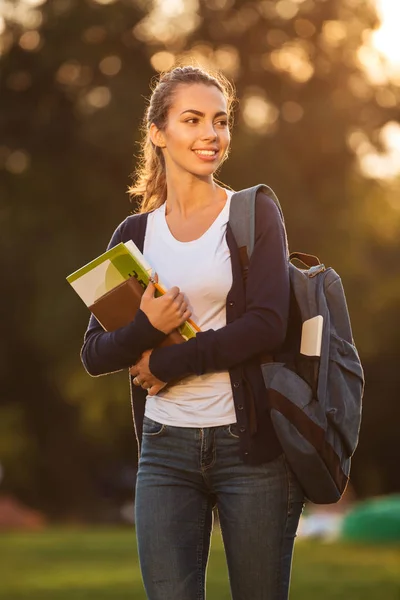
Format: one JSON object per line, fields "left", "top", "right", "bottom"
{"left": 80, "top": 218, "right": 167, "bottom": 376}
{"left": 149, "top": 192, "right": 290, "bottom": 383}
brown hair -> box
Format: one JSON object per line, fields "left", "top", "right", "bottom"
{"left": 128, "top": 65, "right": 236, "bottom": 213}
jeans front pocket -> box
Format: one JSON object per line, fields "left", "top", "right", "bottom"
{"left": 226, "top": 423, "right": 240, "bottom": 439}
{"left": 142, "top": 415, "right": 166, "bottom": 437}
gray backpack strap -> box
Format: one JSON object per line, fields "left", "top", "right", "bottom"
{"left": 229, "top": 184, "right": 283, "bottom": 262}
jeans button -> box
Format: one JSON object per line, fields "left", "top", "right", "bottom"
{"left": 238, "top": 404, "right": 244, "bottom": 410}
{"left": 228, "top": 301, "right": 235, "bottom": 307}
{"left": 233, "top": 381, "right": 240, "bottom": 388}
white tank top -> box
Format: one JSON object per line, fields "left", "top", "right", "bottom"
{"left": 142, "top": 189, "right": 236, "bottom": 427}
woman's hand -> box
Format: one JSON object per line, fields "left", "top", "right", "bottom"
{"left": 130, "top": 350, "right": 166, "bottom": 396}
{"left": 140, "top": 275, "right": 192, "bottom": 334}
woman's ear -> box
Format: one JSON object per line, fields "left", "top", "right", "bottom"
{"left": 150, "top": 123, "right": 166, "bottom": 148}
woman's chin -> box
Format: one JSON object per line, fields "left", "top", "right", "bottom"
{"left": 171, "top": 159, "right": 221, "bottom": 179}
{"left": 189, "top": 162, "right": 221, "bottom": 177}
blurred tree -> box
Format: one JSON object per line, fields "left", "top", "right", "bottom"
{"left": 0, "top": 0, "right": 399, "bottom": 517}
{"left": 0, "top": 0, "right": 154, "bottom": 518}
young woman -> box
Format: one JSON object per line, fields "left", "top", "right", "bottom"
{"left": 81, "top": 65, "right": 305, "bottom": 600}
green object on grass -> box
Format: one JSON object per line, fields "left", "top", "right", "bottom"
{"left": 341, "top": 494, "right": 400, "bottom": 544}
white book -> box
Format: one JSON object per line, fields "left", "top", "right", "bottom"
{"left": 300, "top": 315, "right": 324, "bottom": 357}
{"left": 124, "top": 239, "right": 153, "bottom": 277}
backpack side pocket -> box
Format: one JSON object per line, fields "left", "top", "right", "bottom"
{"left": 327, "top": 334, "right": 365, "bottom": 457}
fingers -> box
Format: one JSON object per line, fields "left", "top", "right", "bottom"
{"left": 130, "top": 362, "right": 166, "bottom": 396}
{"left": 148, "top": 383, "right": 166, "bottom": 396}
{"left": 136, "top": 377, "right": 160, "bottom": 393}
{"left": 174, "top": 293, "right": 185, "bottom": 311}
{"left": 143, "top": 280, "right": 156, "bottom": 299}
{"left": 148, "top": 280, "right": 187, "bottom": 310}
{"left": 163, "top": 289, "right": 190, "bottom": 317}
{"left": 133, "top": 375, "right": 150, "bottom": 390}
{"left": 159, "top": 286, "right": 188, "bottom": 312}
{"left": 141, "top": 279, "right": 192, "bottom": 333}
{"left": 172, "top": 292, "right": 190, "bottom": 314}
{"left": 165, "top": 286, "right": 180, "bottom": 300}
{"left": 181, "top": 308, "right": 192, "bottom": 322}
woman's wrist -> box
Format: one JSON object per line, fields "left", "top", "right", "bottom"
{"left": 132, "top": 309, "right": 167, "bottom": 346}
{"left": 149, "top": 343, "right": 191, "bottom": 383}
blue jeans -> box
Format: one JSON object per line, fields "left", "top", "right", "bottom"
{"left": 135, "top": 416, "right": 305, "bottom": 600}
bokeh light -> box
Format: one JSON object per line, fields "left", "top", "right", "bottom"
{"left": 321, "top": 21, "right": 347, "bottom": 47}
{"left": 361, "top": 122, "right": 400, "bottom": 180}
{"left": 294, "top": 18, "right": 316, "bottom": 38}
{"left": 374, "top": 87, "right": 397, "bottom": 108}
{"left": 91, "top": 0, "right": 117, "bottom": 5}
{"left": 348, "top": 122, "right": 400, "bottom": 180}
{"left": 270, "top": 42, "right": 314, "bottom": 82}
{"left": 20, "top": 0, "right": 46, "bottom": 6}
{"left": 242, "top": 94, "right": 279, "bottom": 134}
{"left": 5, "top": 150, "right": 31, "bottom": 174}
{"left": 134, "top": 0, "right": 200, "bottom": 45}
{"left": 372, "top": 0, "right": 400, "bottom": 73}
{"left": 281, "top": 101, "right": 304, "bottom": 123}
{"left": 275, "top": 0, "right": 299, "bottom": 20}
{"left": 99, "top": 56, "right": 122, "bottom": 77}
{"left": 19, "top": 30, "right": 41, "bottom": 51}
{"left": 85, "top": 86, "right": 111, "bottom": 109}
{"left": 213, "top": 46, "right": 240, "bottom": 78}
{"left": 150, "top": 51, "right": 176, "bottom": 72}
{"left": 82, "top": 26, "right": 107, "bottom": 44}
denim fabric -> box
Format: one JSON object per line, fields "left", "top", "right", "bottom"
{"left": 135, "top": 416, "right": 305, "bottom": 600}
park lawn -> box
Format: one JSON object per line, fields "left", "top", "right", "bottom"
{"left": 0, "top": 528, "right": 399, "bottom": 600}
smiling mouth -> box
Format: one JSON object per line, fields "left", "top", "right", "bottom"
{"left": 193, "top": 150, "right": 218, "bottom": 157}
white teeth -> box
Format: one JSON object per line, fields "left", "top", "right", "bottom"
{"left": 194, "top": 150, "right": 217, "bottom": 156}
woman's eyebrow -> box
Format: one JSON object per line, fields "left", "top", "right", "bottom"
{"left": 180, "top": 109, "right": 228, "bottom": 118}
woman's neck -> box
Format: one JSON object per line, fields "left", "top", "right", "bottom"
{"left": 164, "top": 172, "right": 226, "bottom": 218}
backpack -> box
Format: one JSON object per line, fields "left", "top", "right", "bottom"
{"left": 229, "top": 184, "right": 365, "bottom": 504}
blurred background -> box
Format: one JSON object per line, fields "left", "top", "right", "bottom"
{"left": 1, "top": 0, "right": 400, "bottom": 597}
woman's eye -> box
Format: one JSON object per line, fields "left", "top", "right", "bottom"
{"left": 184, "top": 118, "right": 227, "bottom": 126}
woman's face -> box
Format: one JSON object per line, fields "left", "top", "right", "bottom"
{"left": 151, "top": 83, "right": 231, "bottom": 179}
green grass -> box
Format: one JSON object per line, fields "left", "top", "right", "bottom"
{"left": 0, "top": 528, "right": 399, "bottom": 599}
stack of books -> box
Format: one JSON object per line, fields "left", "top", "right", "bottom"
{"left": 67, "top": 239, "right": 199, "bottom": 345}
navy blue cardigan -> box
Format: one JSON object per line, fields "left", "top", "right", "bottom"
{"left": 81, "top": 191, "right": 290, "bottom": 464}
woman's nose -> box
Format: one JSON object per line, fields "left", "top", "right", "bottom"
{"left": 201, "top": 122, "right": 217, "bottom": 139}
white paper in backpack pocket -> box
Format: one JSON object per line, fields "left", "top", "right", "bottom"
{"left": 300, "top": 315, "right": 324, "bottom": 357}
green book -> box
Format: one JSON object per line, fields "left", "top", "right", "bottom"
{"left": 67, "top": 240, "right": 199, "bottom": 340}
